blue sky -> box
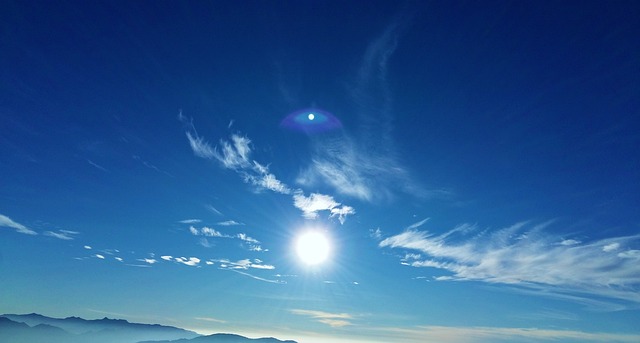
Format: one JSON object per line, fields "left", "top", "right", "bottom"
{"left": 1, "top": 1, "right": 639, "bottom": 342}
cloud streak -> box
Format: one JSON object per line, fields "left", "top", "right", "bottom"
{"left": 44, "top": 230, "right": 79, "bottom": 240}
{"left": 375, "top": 325, "right": 640, "bottom": 343}
{"left": 290, "top": 309, "right": 354, "bottom": 328}
{"left": 379, "top": 221, "right": 640, "bottom": 305}
{"left": 0, "top": 214, "right": 37, "bottom": 235}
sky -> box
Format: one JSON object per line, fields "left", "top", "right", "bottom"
{"left": 1, "top": 1, "right": 639, "bottom": 342}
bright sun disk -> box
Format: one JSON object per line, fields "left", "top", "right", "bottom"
{"left": 295, "top": 231, "right": 330, "bottom": 265}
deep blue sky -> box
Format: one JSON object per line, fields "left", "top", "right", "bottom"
{"left": 1, "top": 1, "right": 639, "bottom": 342}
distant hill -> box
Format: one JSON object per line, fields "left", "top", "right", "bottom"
{"left": 140, "top": 333, "right": 298, "bottom": 343}
{"left": 0, "top": 314, "right": 296, "bottom": 343}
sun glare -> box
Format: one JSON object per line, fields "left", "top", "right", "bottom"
{"left": 295, "top": 231, "right": 331, "bottom": 266}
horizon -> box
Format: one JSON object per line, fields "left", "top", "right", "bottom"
{"left": 1, "top": 1, "right": 639, "bottom": 343}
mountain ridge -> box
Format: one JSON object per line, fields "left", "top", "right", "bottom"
{"left": 0, "top": 313, "right": 297, "bottom": 343}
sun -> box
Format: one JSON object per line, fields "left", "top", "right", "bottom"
{"left": 295, "top": 230, "right": 331, "bottom": 266}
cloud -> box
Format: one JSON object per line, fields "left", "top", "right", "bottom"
{"left": 179, "top": 219, "right": 202, "bottom": 224}
{"left": 237, "top": 233, "right": 259, "bottom": 244}
{"left": 296, "top": 16, "right": 423, "bottom": 203}
{"left": 175, "top": 257, "right": 200, "bottom": 266}
{"left": 370, "top": 228, "right": 383, "bottom": 240}
{"left": 186, "top": 132, "right": 215, "bottom": 159}
{"left": 95, "top": 254, "right": 105, "bottom": 259}
{"left": 289, "top": 309, "right": 354, "bottom": 327}
{"left": 205, "top": 204, "right": 222, "bottom": 216}
{"left": 379, "top": 221, "right": 640, "bottom": 305}
{"left": 138, "top": 258, "right": 157, "bottom": 264}
{"left": 375, "top": 325, "right": 640, "bottom": 343}
{"left": 603, "top": 243, "right": 620, "bottom": 252}
{"left": 184, "top": 121, "right": 291, "bottom": 195}
{"left": 217, "top": 258, "right": 274, "bottom": 270}
{"left": 160, "top": 255, "right": 173, "bottom": 261}
{"left": 84, "top": 245, "right": 92, "bottom": 249}
{"left": 44, "top": 230, "right": 79, "bottom": 240}
{"left": 195, "top": 317, "right": 227, "bottom": 324}
{"left": 293, "top": 192, "right": 355, "bottom": 224}
{"left": 217, "top": 220, "right": 243, "bottom": 226}
{"left": 0, "top": 214, "right": 37, "bottom": 235}
{"left": 133, "top": 155, "right": 173, "bottom": 177}
{"left": 190, "top": 226, "right": 228, "bottom": 238}
{"left": 229, "top": 269, "right": 284, "bottom": 284}
{"left": 86, "top": 159, "right": 108, "bottom": 172}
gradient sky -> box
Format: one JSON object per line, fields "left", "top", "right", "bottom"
{"left": 1, "top": 1, "right": 639, "bottom": 343}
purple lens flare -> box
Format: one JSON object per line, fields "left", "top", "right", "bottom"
{"left": 280, "top": 108, "right": 342, "bottom": 133}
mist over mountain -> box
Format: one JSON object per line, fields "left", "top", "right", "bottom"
{"left": 141, "top": 333, "right": 298, "bottom": 343}
{"left": 0, "top": 314, "right": 296, "bottom": 343}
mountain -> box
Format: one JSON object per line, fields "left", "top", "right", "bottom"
{"left": 0, "top": 314, "right": 297, "bottom": 343}
{"left": 140, "top": 333, "right": 298, "bottom": 343}
{"left": 0, "top": 313, "right": 198, "bottom": 343}
{"left": 0, "top": 317, "right": 76, "bottom": 343}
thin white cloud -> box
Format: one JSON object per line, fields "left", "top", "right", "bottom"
{"left": 44, "top": 230, "right": 78, "bottom": 240}
{"left": 195, "top": 317, "right": 227, "bottom": 324}
{"left": 160, "top": 255, "right": 173, "bottom": 261}
{"left": 375, "top": 325, "right": 640, "bottom": 343}
{"left": 179, "top": 219, "right": 202, "bottom": 224}
{"left": 237, "top": 233, "right": 259, "bottom": 244}
{"left": 561, "top": 239, "right": 581, "bottom": 246}
{"left": 114, "top": 257, "right": 123, "bottom": 262}
{"left": 133, "top": 155, "right": 173, "bottom": 177}
{"left": 370, "top": 228, "right": 383, "bottom": 240}
{"left": 84, "top": 245, "right": 92, "bottom": 249}
{"left": 292, "top": 192, "right": 355, "bottom": 224}
{"left": 186, "top": 132, "right": 215, "bottom": 159}
{"left": 86, "top": 159, "right": 108, "bottom": 172}
{"left": 138, "top": 258, "right": 157, "bottom": 264}
{"left": 217, "top": 220, "right": 243, "bottom": 226}
{"left": 217, "top": 258, "right": 274, "bottom": 270}
{"left": 289, "top": 309, "right": 354, "bottom": 328}
{"left": 95, "top": 254, "right": 105, "bottom": 259}
{"left": 380, "top": 222, "right": 640, "bottom": 305}
{"left": 229, "top": 269, "right": 284, "bottom": 284}
{"left": 205, "top": 204, "right": 223, "bottom": 216}
{"left": 184, "top": 122, "right": 291, "bottom": 195}
{"left": 0, "top": 214, "right": 37, "bottom": 235}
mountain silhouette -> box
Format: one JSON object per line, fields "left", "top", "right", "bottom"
{"left": 0, "top": 314, "right": 296, "bottom": 343}
{"left": 140, "top": 333, "right": 298, "bottom": 343}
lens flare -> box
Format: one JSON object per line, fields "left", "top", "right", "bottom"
{"left": 281, "top": 108, "right": 342, "bottom": 133}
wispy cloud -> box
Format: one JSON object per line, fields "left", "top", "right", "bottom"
{"left": 205, "top": 204, "right": 223, "bottom": 216}
{"left": 229, "top": 269, "right": 285, "bottom": 284}
{"left": 195, "top": 317, "right": 227, "bottom": 324}
{"left": 44, "top": 229, "right": 79, "bottom": 240}
{"left": 295, "top": 16, "right": 423, "bottom": 203}
{"left": 188, "top": 225, "right": 264, "bottom": 250}
{"left": 181, "top": 117, "right": 356, "bottom": 223}
{"left": 217, "top": 220, "right": 243, "bottom": 226}
{"left": 216, "top": 258, "right": 274, "bottom": 270}
{"left": 379, "top": 221, "right": 640, "bottom": 305}
{"left": 375, "top": 325, "right": 640, "bottom": 343}
{"left": 133, "top": 155, "right": 173, "bottom": 177}
{"left": 86, "top": 159, "right": 108, "bottom": 172}
{"left": 179, "top": 219, "right": 202, "bottom": 224}
{"left": 184, "top": 120, "right": 291, "bottom": 195}
{"left": 0, "top": 214, "right": 37, "bottom": 235}
{"left": 289, "top": 309, "right": 354, "bottom": 328}
{"left": 293, "top": 192, "right": 355, "bottom": 224}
